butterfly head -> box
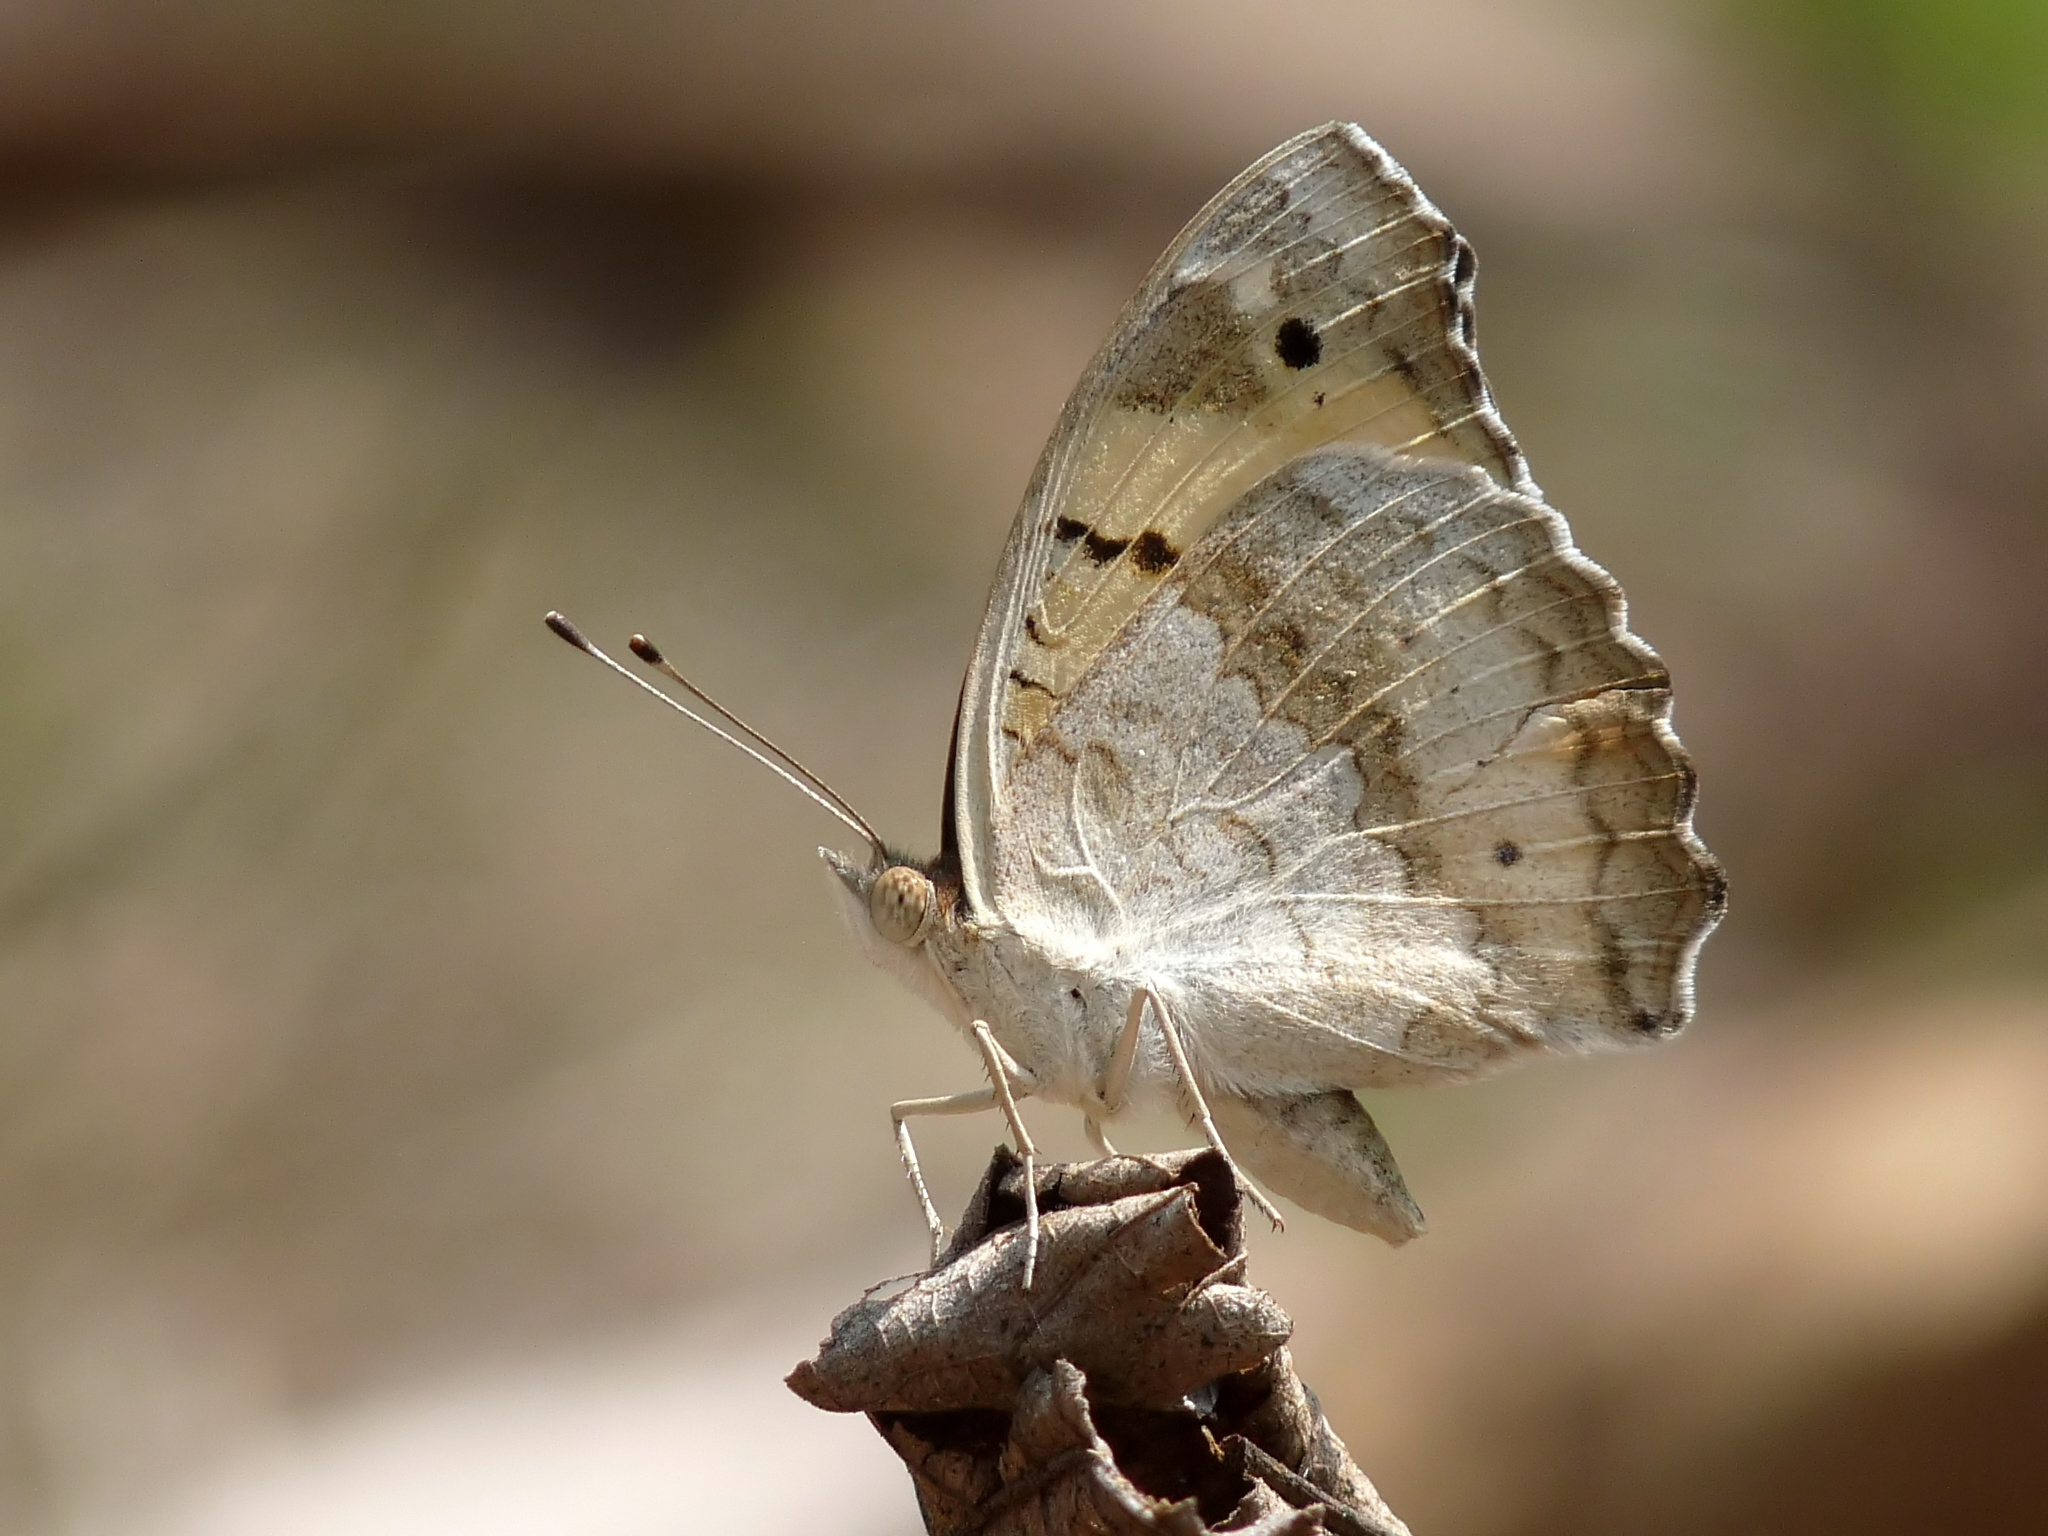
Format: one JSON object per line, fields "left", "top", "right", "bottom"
{"left": 820, "top": 847, "right": 950, "bottom": 948}
{"left": 821, "top": 846, "right": 973, "bottom": 1022}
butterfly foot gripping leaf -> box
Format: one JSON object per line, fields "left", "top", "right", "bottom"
{"left": 815, "top": 121, "right": 1723, "bottom": 1255}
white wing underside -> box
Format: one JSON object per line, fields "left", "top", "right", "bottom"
{"left": 988, "top": 448, "right": 1716, "bottom": 1093}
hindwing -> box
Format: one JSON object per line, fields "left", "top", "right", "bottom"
{"left": 949, "top": 120, "right": 1721, "bottom": 1068}
{"left": 996, "top": 448, "right": 1724, "bottom": 1068}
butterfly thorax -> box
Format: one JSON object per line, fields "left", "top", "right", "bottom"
{"left": 928, "top": 915, "right": 1161, "bottom": 1113}
{"left": 823, "top": 845, "right": 1157, "bottom": 1113}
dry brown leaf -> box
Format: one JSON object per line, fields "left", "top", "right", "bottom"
{"left": 789, "top": 1149, "right": 1409, "bottom": 1536}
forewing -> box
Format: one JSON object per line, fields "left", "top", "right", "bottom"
{"left": 996, "top": 447, "right": 1724, "bottom": 1078}
{"left": 954, "top": 123, "right": 1526, "bottom": 912}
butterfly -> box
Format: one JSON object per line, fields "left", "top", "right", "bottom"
{"left": 550, "top": 122, "right": 1725, "bottom": 1287}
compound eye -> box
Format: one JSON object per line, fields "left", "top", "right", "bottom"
{"left": 869, "top": 865, "right": 934, "bottom": 946}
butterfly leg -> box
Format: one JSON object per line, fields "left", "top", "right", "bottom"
{"left": 1140, "top": 987, "right": 1287, "bottom": 1232}
{"left": 1081, "top": 988, "right": 1152, "bottom": 1155}
{"left": 970, "top": 1021, "right": 1045, "bottom": 1289}
{"left": 1098, "top": 988, "right": 1148, "bottom": 1116}
{"left": 890, "top": 1087, "right": 1002, "bottom": 1265}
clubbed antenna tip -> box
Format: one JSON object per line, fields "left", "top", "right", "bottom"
{"left": 540, "top": 607, "right": 885, "bottom": 857}
{"left": 544, "top": 611, "right": 593, "bottom": 651}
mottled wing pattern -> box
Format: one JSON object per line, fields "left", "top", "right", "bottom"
{"left": 994, "top": 448, "right": 1723, "bottom": 1080}
{"left": 954, "top": 123, "right": 1526, "bottom": 911}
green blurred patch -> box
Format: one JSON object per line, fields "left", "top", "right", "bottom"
{"left": 1729, "top": 0, "right": 2048, "bottom": 201}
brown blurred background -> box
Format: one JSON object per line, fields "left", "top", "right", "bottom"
{"left": 2, "top": 2, "right": 2045, "bottom": 1532}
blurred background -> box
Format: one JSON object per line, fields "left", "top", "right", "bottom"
{"left": 1, "top": 2, "right": 2045, "bottom": 1532}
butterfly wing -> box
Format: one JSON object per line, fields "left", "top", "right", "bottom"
{"left": 952, "top": 122, "right": 1528, "bottom": 913}
{"left": 989, "top": 445, "right": 1722, "bottom": 1233}
{"left": 947, "top": 124, "right": 1723, "bottom": 1234}
{"left": 997, "top": 444, "right": 1722, "bottom": 1061}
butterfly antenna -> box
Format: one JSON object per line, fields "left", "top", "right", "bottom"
{"left": 544, "top": 611, "right": 885, "bottom": 856}
{"left": 624, "top": 630, "right": 881, "bottom": 843}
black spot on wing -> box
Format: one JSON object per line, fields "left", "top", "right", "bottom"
{"left": 1080, "top": 528, "right": 1131, "bottom": 564}
{"left": 1128, "top": 529, "right": 1179, "bottom": 574}
{"left": 1007, "top": 668, "right": 1054, "bottom": 698}
{"left": 1494, "top": 840, "right": 1521, "bottom": 867}
{"left": 1052, "top": 516, "right": 1088, "bottom": 543}
{"left": 1274, "top": 316, "right": 1322, "bottom": 370}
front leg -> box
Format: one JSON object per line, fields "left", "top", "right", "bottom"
{"left": 890, "top": 1027, "right": 1043, "bottom": 1284}
{"left": 890, "top": 1086, "right": 1003, "bottom": 1264}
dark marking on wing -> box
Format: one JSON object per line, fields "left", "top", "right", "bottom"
{"left": 1270, "top": 229, "right": 1345, "bottom": 302}
{"left": 1609, "top": 668, "right": 1674, "bottom": 692}
{"left": 1274, "top": 316, "right": 1322, "bottom": 370}
{"left": 1452, "top": 239, "right": 1475, "bottom": 290}
{"left": 1111, "top": 280, "right": 1266, "bottom": 413}
{"left": 1383, "top": 342, "right": 1426, "bottom": 390}
{"left": 1007, "top": 668, "right": 1055, "bottom": 697}
{"left": 1023, "top": 612, "right": 1043, "bottom": 643}
{"left": 1494, "top": 840, "right": 1522, "bottom": 867}
{"left": 1052, "top": 516, "right": 1088, "bottom": 543}
{"left": 1701, "top": 862, "right": 1730, "bottom": 916}
{"left": 1447, "top": 239, "right": 1479, "bottom": 348}
{"left": 1185, "top": 170, "right": 1294, "bottom": 266}
{"left": 1080, "top": 528, "right": 1131, "bottom": 564}
{"left": 1128, "top": 529, "right": 1180, "bottom": 574}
